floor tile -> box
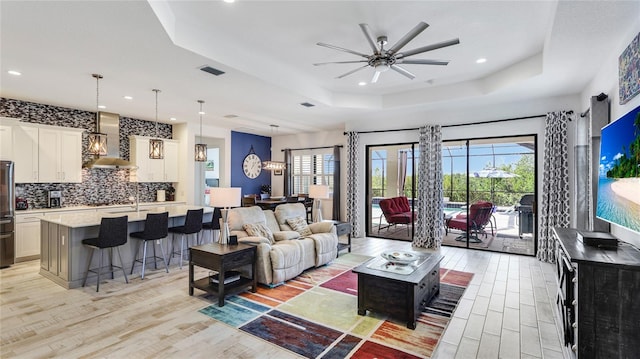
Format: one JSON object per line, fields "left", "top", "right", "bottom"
{"left": 477, "top": 332, "right": 500, "bottom": 359}
{"left": 505, "top": 290, "right": 520, "bottom": 309}
{"left": 483, "top": 310, "right": 503, "bottom": 335}
{"left": 538, "top": 321, "right": 561, "bottom": 350}
{"left": 499, "top": 328, "right": 520, "bottom": 358}
{"left": 520, "top": 304, "right": 538, "bottom": 328}
{"left": 542, "top": 347, "right": 565, "bottom": 359}
{"left": 454, "top": 337, "right": 479, "bottom": 359}
{"left": 488, "top": 293, "right": 505, "bottom": 312}
{"left": 471, "top": 295, "right": 490, "bottom": 316}
{"left": 521, "top": 324, "right": 542, "bottom": 357}
{"left": 441, "top": 317, "right": 467, "bottom": 346}
{"left": 502, "top": 307, "right": 519, "bottom": 331}
{"left": 462, "top": 313, "right": 486, "bottom": 340}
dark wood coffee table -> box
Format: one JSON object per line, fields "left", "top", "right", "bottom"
{"left": 353, "top": 252, "right": 443, "bottom": 329}
{"left": 189, "top": 243, "right": 257, "bottom": 306}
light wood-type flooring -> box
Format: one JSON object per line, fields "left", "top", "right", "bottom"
{"left": 0, "top": 237, "right": 565, "bottom": 358}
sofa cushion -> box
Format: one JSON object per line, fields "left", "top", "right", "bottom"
{"left": 287, "top": 216, "right": 312, "bottom": 236}
{"left": 243, "top": 222, "right": 274, "bottom": 243}
{"left": 273, "top": 231, "right": 300, "bottom": 242}
{"left": 274, "top": 203, "right": 307, "bottom": 231}
{"left": 227, "top": 206, "right": 266, "bottom": 232}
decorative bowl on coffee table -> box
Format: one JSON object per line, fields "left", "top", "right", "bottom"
{"left": 381, "top": 250, "right": 419, "bottom": 265}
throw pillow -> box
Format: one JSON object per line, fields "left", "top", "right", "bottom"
{"left": 243, "top": 222, "right": 274, "bottom": 243}
{"left": 286, "top": 216, "right": 312, "bottom": 236}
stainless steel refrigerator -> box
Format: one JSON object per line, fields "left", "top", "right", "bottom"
{"left": 1, "top": 161, "right": 15, "bottom": 268}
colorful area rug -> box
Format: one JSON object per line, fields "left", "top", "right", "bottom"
{"left": 199, "top": 253, "right": 473, "bottom": 358}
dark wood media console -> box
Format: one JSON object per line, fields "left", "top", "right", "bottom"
{"left": 553, "top": 227, "right": 640, "bottom": 359}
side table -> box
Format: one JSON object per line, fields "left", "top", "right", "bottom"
{"left": 189, "top": 243, "right": 257, "bottom": 306}
{"left": 323, "top": 220, "right": 352, "bottom": 254}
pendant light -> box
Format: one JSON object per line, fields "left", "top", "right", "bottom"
{"left": 87, "top": 73, "right": 108, "bottom": 156}
{"left": 195, "top": 100, "right": 207, "bottom": 162}
{"left": 149, "top": 89, "right": 164, "bottom": 159}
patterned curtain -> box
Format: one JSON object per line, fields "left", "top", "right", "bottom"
{"left": 413, "top": 125, "right": 444, "bottom": 249}
{"left": 538, "top": 111, "right": 572, "bottom": 263}
{"left": 332, "top": 145, "right": 341, "bottom": 220}
{"left": 346, "top": 132, "right": 361, "bottom": 237}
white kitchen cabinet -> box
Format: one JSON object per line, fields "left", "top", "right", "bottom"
{"left": 11, "top": 124, "right": 82, "bottom": 183}
{"left": 13, "top": 125, "right": 39, "bottom": 182}
{"left": 15, "top": 214, "right": 43, "bottom": 260}
{"left": 38, "top": 128, "right": 82, "bottom": 183}
{"left": 130, "top": 136, "right": 178, "bottom": 182}
{"left": 163, "top": 140, "right": 179, "bottom": 182}
{"left": 0, "top": 124, "right": 13, "bottom": 160}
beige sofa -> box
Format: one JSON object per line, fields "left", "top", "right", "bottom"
{"left": 226, "top": 203, "right": 338, "bottom": 286}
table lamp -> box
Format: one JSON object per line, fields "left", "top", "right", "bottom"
{"left": 209, "top": 187, "right": 241, "bottom": 244}
{"left": 308, "top": 184, "right": 330, "bottom": 222}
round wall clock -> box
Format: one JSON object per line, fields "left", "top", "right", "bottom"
{"left": 243, "top": 146, "right": 262, "bottom": 179}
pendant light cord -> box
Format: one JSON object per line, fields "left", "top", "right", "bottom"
{"left": 198, "top": 100, "right": 204, "bottom": 142}
{"left": 153, "top": 89, "right": 160, "bottom": 138}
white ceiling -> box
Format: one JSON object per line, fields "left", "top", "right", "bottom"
{"left": 1, "top": 1, "right": 638, "bottom": 136}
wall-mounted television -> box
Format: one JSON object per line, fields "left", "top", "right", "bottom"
{"left": 596, "top": 104, "right": 640, "bottom": 234}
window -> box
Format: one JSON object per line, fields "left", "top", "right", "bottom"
{"left": 291, "top": 150, "right": 335, "bottom": 195}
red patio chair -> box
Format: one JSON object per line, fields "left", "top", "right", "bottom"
{"left": 378, "top": 196, "right": 416, "bottom": 235}
{"left": 446, "top": 201, "right": 494, "bottom": 243}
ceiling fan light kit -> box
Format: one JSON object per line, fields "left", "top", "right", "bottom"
{"left": 315, "top": 21, "right": 460, "bottom": 83}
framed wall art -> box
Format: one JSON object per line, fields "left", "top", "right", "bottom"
{"left": 619, "top": 32, "right": 640, "bottom": 105}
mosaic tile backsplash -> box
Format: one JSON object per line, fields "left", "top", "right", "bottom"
{"left": 1, "top": 97, "right": 175, "bottom": 209}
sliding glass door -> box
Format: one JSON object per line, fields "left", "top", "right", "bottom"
{"left": 442, "top": 135, "right": 537, "bottom": 255}
{"left": 366, "top": 143, "right": 417, "bottom": 241}
{"left": 365, "top": 135, "right": 537, "bottom": 256}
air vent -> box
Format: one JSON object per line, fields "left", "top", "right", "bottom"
{"left": 224, "top": 114, "right": 238, "bottom": 118}
{"left": 200, "top": 66, "right": 225, "bottom": 76}
{"left": 300, "top": 102, "right": 315, "bottom": 107}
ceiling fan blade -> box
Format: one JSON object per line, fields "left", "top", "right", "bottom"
{"left": 396, "top": 38, "right": 460, "bottom": 58}
{"left": 387, "top": 21, "right": 429, "bottom": 54}
{"left": 359, "top": 23, "right": 379, "bottom": 54}
{"left": 371, "top": 70, "right": 381, "bottom": 83}
{"left": 336, "top": 65, "right": 370, "bottom": 79}
{"left": 317, "top": 42, "right": 370, "bottom": 58}
{"left": 390, "top": 65, "right": 416, "bottom": 80}
{"left": 396, "top": 59, "right": 449, "bottom": 65}
{"left": 313, "top": 60, "right": 369, "bottom": 66}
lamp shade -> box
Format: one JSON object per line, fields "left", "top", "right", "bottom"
{"left": 209, "top": 187, "right": 241, "bottom": 208}
{"left": 309, "top": 184, "right": 330, "bottom": 199}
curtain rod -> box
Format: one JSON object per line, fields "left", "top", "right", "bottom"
{"left": 281, "top": 145, "right": 343, "bottom": 152}
{"left": 343, "top": 111, "right": 574, "bottom": 135}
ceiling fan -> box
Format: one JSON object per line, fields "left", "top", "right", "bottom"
{"left": 314, "top": 22, "right": 460, "bottom": 83}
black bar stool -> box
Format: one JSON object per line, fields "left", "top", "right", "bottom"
{"left": 201, "top": 207, "right": 221, "bottom": 244}
{"left": 82, "top": 216, "right": 129, "bottom": 292}
{"left": 130, "top": 212, "right": 170, "bottom": 279}
{"left": 168, "top": 209, "right": 203, "bottom": 269}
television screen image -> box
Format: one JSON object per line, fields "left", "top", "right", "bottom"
{"left": 596, "top": 104, "right": 640, "bottom": 234}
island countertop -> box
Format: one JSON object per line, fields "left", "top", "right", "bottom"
{"left": 40, "top": 205, "right": 213, "bottom": 228}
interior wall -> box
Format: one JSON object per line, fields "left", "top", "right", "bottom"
{"left": 230, "top": 131, "right": 271, "bottom": 196}
{"left": 173, "top": 121, "right": 230, "bottom": 205}
{"left": 580, "top": 23, "right": 640, "bottom": 247}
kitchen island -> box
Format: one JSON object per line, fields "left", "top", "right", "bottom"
{"left": 39, "top": 205, "right": 213, "bottom": 289}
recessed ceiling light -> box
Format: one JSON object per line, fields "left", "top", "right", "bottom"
{"left": 358, "top": 82, "right": 367, "bottom": 86}
{"left": 476, "top": 58, "right": 487, "bottom": 64}
{"left": 198, "top": 111, "right": 205, "bottom": 115}
{"left": 170, "top": 117, "right": 177, "bottom": 121}
{"left": 98, "top": 105, "right": 106, "bottom": 109}
{"left": 223, "top": 0, "right": 235, "bottom": 3}
{"left": 224, "top": 114, "right": 238, "bottom": 118}
{"left": 7, "top": 70, "right": 21, "bottom": 76}
{"left": 123, "top": 96, "right": 133, "bottom": 100}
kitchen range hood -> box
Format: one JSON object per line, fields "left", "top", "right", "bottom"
{"left": 84, "top": 112, "right": 136, "bottom": 169}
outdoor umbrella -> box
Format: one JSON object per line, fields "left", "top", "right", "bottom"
{"left": 470, "top": 168, "right": 519, "bottom": 203}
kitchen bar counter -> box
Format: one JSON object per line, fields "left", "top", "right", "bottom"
{"left": 39, "top": 205, "right": 213, "bottom": 289}
{"left": 15, "top": 201, "right": 186, "bottom": 215}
